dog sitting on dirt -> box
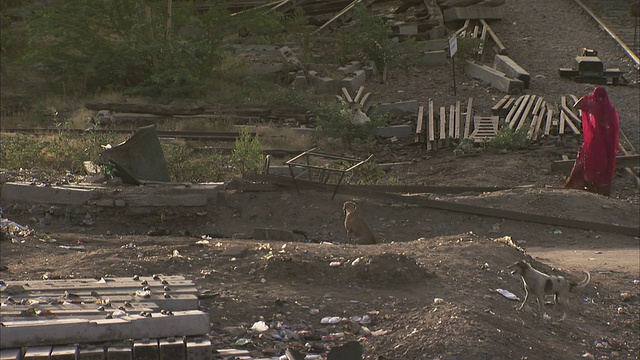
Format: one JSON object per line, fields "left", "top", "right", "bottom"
{"left": 343, "top": 201, "right": 377, "bottom": 245}
{"left": 508, "top": 260, "right": 590, "bottom": 316}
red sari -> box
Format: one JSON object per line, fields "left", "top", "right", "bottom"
{"left": 565, "top": 87, "right": 620, "bottom": 196}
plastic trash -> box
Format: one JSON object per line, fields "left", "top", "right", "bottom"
{"left": 251, "top": 320, "right": 269, "bottom": 332}
{"left": 493, "top": 288, "right": 521, "bottom": 301}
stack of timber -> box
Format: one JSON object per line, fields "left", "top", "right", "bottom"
{"left": 0, "top": 275, "right": 214, "bottom": 359}
{"left": 415, "top": 98, "right": 477, "bottom": 150}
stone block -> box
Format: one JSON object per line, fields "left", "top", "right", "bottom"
{"left": 250, "top": 62, "right": 283, "bottom": 74}
{"left": 291, "top": 75, "right": 309, "bottom": 90}
{"left": 465, "top": 60, "right": 524, "bottom": 94}
{"left": 185, "top": 337, "right": 213, "bottom": 360}
{"left": 50, "top": 345, "right": 78, "bottom": 360}
{"left": 0, "top": 349, "right": 22, "bottom": 360}
{"left": 341, "top": 69, "right": 366, "bottom": 94}
{"left": 443, "top": 6, "right": 504, "bottom": 21}
{"left": 159, "top": 337, "right": 185, "bottom": 360}
{"left": 133, "top": 339, "right": 159, "bottom": 360}
{"left": 336, "top": 61, "right": 362, "bottom": 76}
{"left": 493, "top": 54, "right": 530, "bottom": 89}
{"left": 313, "top": 76, "right": 338, "bottom": 94}
{"left": 376, "top": 125, "right": 413, "bottom": 138}
{"left": 1, "top": 182, "right": 96, "bottom": 205}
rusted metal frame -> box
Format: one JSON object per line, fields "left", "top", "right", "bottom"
{"left": 248, "top": 174, "right": 640, "bottom": 237}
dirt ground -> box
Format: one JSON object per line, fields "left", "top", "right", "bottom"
{"left": 2, "top": 0, "right": 640, "bottom": 359}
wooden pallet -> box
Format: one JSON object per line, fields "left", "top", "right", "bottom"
{"left": 469, "top": 116, "right": 499, "bottom": 143}
{"left": 417, "top": 98, "right": 474, "bottom": 150}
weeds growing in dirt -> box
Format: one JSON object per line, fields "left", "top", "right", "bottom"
{"left": 231, "top": 128, "right": 264, "bottom": 176}
{"left": 481, "top": 125, "right": 531, "bottom": 150}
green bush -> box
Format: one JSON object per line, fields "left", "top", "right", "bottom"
{"left": 231, "top": 128, "right": 263, "bottom": 176}
{"left": 314, "top": 102, "right": 381, "bottom": 148}
{"left": 481, "top": 125, "right": 531, "bottom": 150}
{"left": 162, "top": 142, "right": 228, "bottom": 183}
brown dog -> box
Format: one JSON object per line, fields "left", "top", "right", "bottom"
{"left": 508, "top": 260, "right": 590, "bottom": 315}
{"left": 343, "top": 201, "right": 377, "bottom": 245}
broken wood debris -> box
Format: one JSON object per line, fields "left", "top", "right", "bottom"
{"left": 415, "top": 98, "right": 476, "bottom": 150}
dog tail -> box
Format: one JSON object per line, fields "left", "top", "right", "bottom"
{"left": 570, "top": 271, "right": 591, "bottom": 291}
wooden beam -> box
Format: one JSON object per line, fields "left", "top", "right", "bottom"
{"left": 464, "top": 98, "right": 473, "bottom": 139}
{"left": 415, "top": 105, "right": 425, "bottom": 143}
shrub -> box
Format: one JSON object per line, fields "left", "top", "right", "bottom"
{"left": 481, "top": 125, "right": 531, "bottom": 150}
{"left": 231, "top": 128, "right": 263, "bottom": 176}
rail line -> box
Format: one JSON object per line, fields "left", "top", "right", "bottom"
{"left": 574, "top": 0, "right": 640, "bottom": 67}
{"left": 0, "top": 128, "right": 253, "bottom": 142}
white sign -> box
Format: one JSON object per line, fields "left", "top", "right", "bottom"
{"left": 449, "top": 35, "right": 458, "bottom": 58}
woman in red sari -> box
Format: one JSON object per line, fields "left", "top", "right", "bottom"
{"left": 565, "top": 87, "right": 620, "bottom": 196}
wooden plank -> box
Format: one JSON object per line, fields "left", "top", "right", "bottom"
{"left": 491, "top": 95, "right": 510, "bottom": 115}
{"left": 560, "top": 96, "right": 583, "bottom": 132}
{"left": 455, "top": 101, "right": 462, "bottom": 139}
{"left": 415, "top": 105, "right": 424, "bottom": 143}
{"left": 448, "top": 104, "right": 455, "bottom": 146}
{"left": 480, "top": 19, "right": 507, "bottom": 54}
{"left": 504, "top": 95, "right": 523, "bottom": 127}
{"left": 359, "top": 92, "right": 372, "bottom": 112}
{"left": 563, "top": 110, "right": 582, "bottom": 135}
{"left": 464, "top": 98, "right": 473, "bottom": 139}
{"left": 529, "top": 102, "right": 547, "bottom": 140}
{"left": 559, "top": 111, "right": 567, "bottom": 135}
{"left": 427, "top": 100, "right": 435, "bottom": 150}
{"left": 1, "top": 310, "right": 209, "bottom": 348}
{"left": 515, "top": 95, "right": 537, "bottom": 131}
{"left": 508, "top": 95, "right": 530, "bottom": 129}
{"left": 439, "top": 106, "right": 447, "bottom": 148}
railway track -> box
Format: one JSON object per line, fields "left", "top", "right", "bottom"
{"left": 576, "top": 0, "right": 640, "bottom": 67}
{"left": 0, "top": 128, "right": 252, "bottom": 142}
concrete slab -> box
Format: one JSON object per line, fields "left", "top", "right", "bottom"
{"left": 464, "top": 61, "right": 524, "bottom": 94}
{"left": 312, "top": 76, "right": 338, "bottom": 94}
{"left": 2, "top": 182, "right": 96, "bottom": 205}
{"left": 0, "top": 310, "right": 209, "bottom": 348}
{"left": 106, "top": 343, "right": 132, "bottom": 360}
{"left": 185, "top": 337, "right": 213, "bottom": 360}
{"left": 493, "top": 55, "right": 530, "bottom": 89}
{"left": 133, "top": 339, "right": 159, "bottom": 360}
{"left": 0, "top": 349, "right": 22, "bottom": 360}
{"left": 23, "top": 346, "right": 51, "bottom": 359}
{"left": 443, "top": 6, "right": 504, "bottom": 21}
{"left": 77, "top": 345, "right": 105, "bottom": 360}
{"left": 341, "top": 70, "right": 366, "bottom": 94}
{"left": 50, "top": 345, "right": 77, "bottom": 360}
{"left": 159, "top": 337, "right": 185, "bottom": 360}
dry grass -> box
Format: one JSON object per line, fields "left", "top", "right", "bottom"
{"left": 254, "top": 126, "right": 314, "bottom": 150}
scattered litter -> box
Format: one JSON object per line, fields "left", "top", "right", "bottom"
{"left": 59, "top": 244, "right": 86, "bottom": 251}
{"left": 250, "top": 320, "right": 269, "bottom": 332}
{"left": 491, "top": 289, "right": 521, "bottom": 301}
{"left": 553, "top": 229, "right": 562, "bottom": 235}
{"left": 135, "top": 289, "right": 151, "bottom": 298}
{"left": 329, "top": 261, "right": 342, "bottom": 267}
{"left": 632, "top": 279, "right": 639, "bottom": 284}
{"left": 320, "top": 316, "right": 342, "bottom": 324}
{"left": 433, "top": 298, "right": 444, "bottom": 304}
{"left": 542, "top": 313, "right": 551, "bottom": 321}
{"left": 234, "top": 338, "right": 251, "bottom": 346}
